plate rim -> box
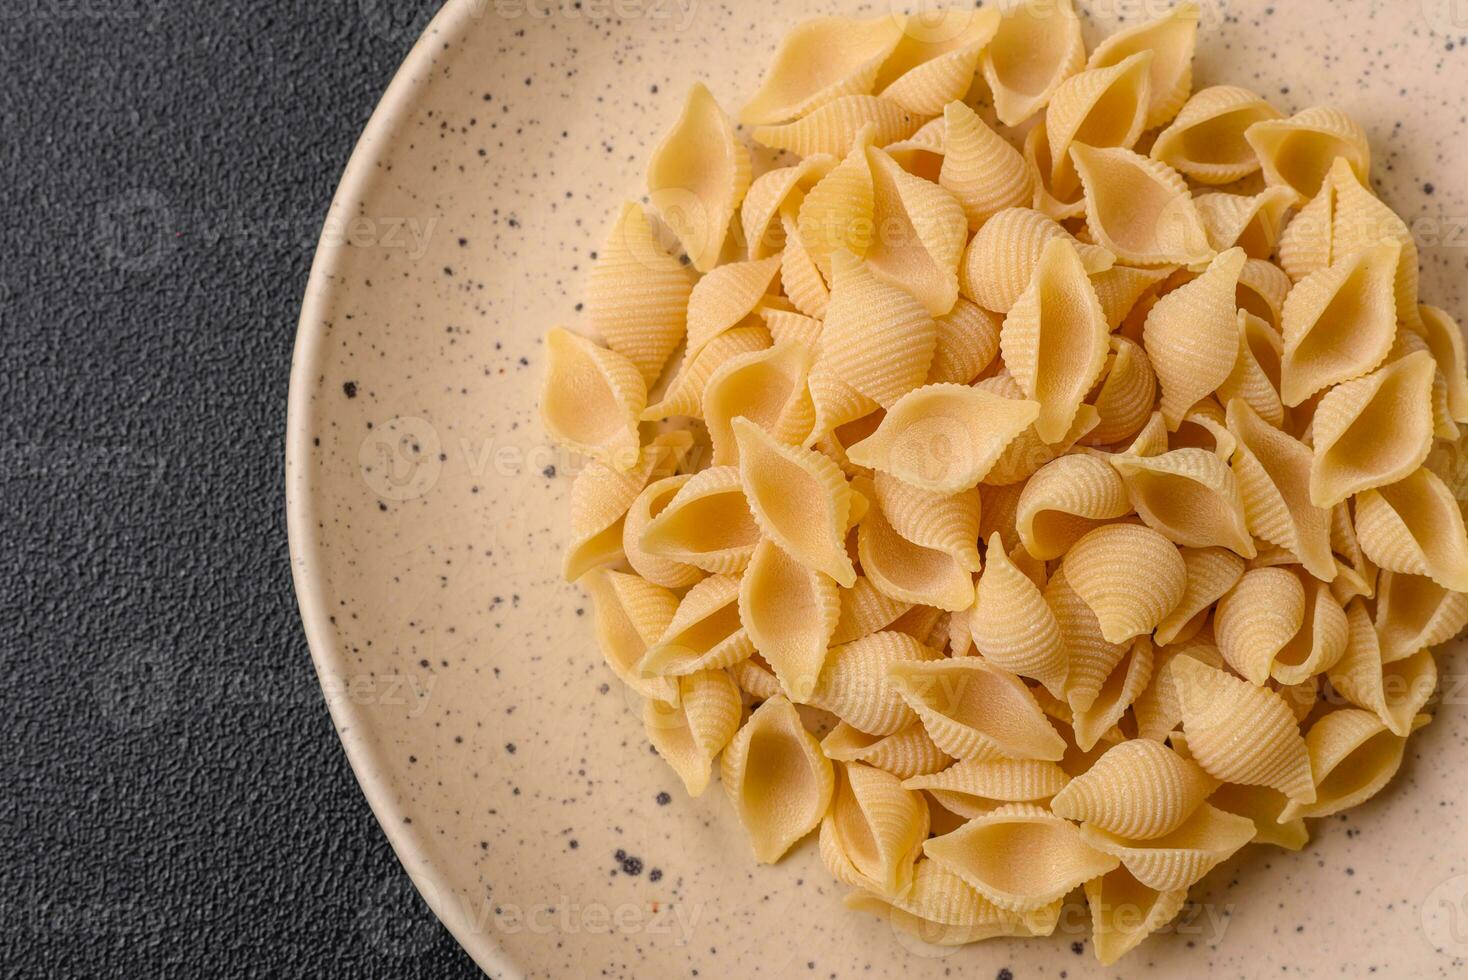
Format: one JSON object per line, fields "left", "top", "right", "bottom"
{"left": 284, "top": 0, "right": 513, "bottom": 974}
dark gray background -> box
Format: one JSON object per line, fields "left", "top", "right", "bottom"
{"left": 0, "top": 0, "right": 481, "bottom": 975}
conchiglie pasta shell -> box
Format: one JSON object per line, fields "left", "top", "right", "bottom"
{"left": 958, "top": 207, "right": 1113, "bottom": 314}
{"left": 739, "top": 538, "right": 840, "bottom": 700}
{"left": 740, "top": 15, "right": 905, "bottom": 125}
{"left": 644, "top": 669, "right": 742, "bottom": 796}
{"left": 1151, "top": 85, "right": 1282, "bottom": 185}
{"left": 819, "top": 762, "right": 930, "bottom": 896}
{"left": 1079, "top": 801, "right": 1256, "bottom": 892}
{"left": 874, "top": 472, "right": 983, "bottom": 572}
{"left": 819, "top": 250, "right": 937, "bottom": 409}
{"left": 1213, "top": 567, "right": 1303, "bottom": 684}
{"left": 779, "top": 213, "right": 831, "bottom": 318}
{"left": 1417, "top": 305, "right": 1468, "bottom": 423}
{"left": 704, "top": 342, "right": 814, "bottom": 465}
{"left": 1071, "top": 143, "right": 1213, "bottom": 267}
{"left": 857, "top": 491, "right": 976, "bottom": 612}
{"left": 1329, "top": 599, "right": 1437, "bottom": 737}
{"left": 1043, "top": 566, "right": 1130, "bottom": 716}
{"left": 888, "top": 658, "right": 1067, "bottom": 762}
{"left": 1309, "top": 350, "right": 1435, "bottom": 507}
{"left": 640, "top": 573, "right": 755, "bottom": 676}
{"left": 584, "top": 204, "right": 694, "bottom": 384}
{"left": 1071, "top": 635, "right": 1153, "bottom": 752}
{"left": 939, "top": 101, "right": 1034, "bottom": 231}
{"left": 927, "top": 298, "right": 1002, "bottom": 385}
{"left": 1044, "top": 52, "right": 1153, "bottom": 200}
{"left": 1141, "top": 247, "right": 1247, "bottom": 429}
{"left": 843, "top": 859, "right": 1056, "bottom": 943}
{"left": 563, "top": 432, "right": 687, "bottom": 581}
{"left": 1154, "top": 547, "right": 1245, "bottom": 647}
{"left": 647, "top": 83, "right": 751, "bottom": 272}
{"left": 1051, "top": 739, "right": 1214, "bottom": 840}
{"left": 1237, "top": 258, "right": 1292, "bottom": 329}
{"left": 540, "top": 327, "right": 646, "bottom": 470}
{"left": 721, "top": 695, "right": 835, "bottom": 863}
{"left": 831, "top": 576, "right": 913, "bottom": 645}
{"left": 1089, "top": 266, "right": 1173, "bottom": 332}
{"left": 902, "top": 758, "right": 1070, "bottom": 819}
{"left": 585, "top": 570, "right": 680, "bottom": 703}
{"left": 978, "top": 377, "right": 1100, "bottom": 486}
{"left": 865, "top": 145, "right": 968, "bottom": 317}
{"left": 1216, "top": 310, "right": 1284, "bottom": 429}
{"left": 1061, "top": 524, "right": 1187, "bottom": 644}
{"left": 741, "top": 156, "right": 834, "bottom": 260}
{"left": 968, "top": 532, "right": 1068, "bottom": 697}
{"left": 1373, "top": 570, "right": 1468, "bottom": 663}
{"left": 1110, "top": 448, "right": 1255, "bottom": 554}
{"left": 754, "top": 95, "right": 920, "bottom": 158}
{"left": 640, "top": 464, "right": 760, "bottom": 574}
{"left": 1329, "top": 159, "right": 1420, "bottom": 329}
{"left": 1132, "top": 637, "right": 1224, "bottom": 742}
{"left": 729, "top": 655, "right": 782, "bottom": 701}
{"left": 1194, "top": 185, "right": 1299, "bottom": 259}
{"left": 1208, "top": 781, "right": 1309, "bottom": 850}
{"left": 981, "top": 0, "right": 1085, "bottom": 127}
{"left": 796, "top": 132, "right": 877, "bottom": 279}
{"left": 1084, "top": 866, "right": 1190, "bottom": 967}
{"left": 1354, "top": 466, "right": 1468, "bottom": 592}
{"left": 643, "top": 324, "right": 770, "bottom": 422}
{"left": 810, "top": 630, "right": 943, "bottom": 734}
{"left": 1278, "top": 709, "right": 1427, "bottom": 821}
{"left": 877, "top": 20, "right": 994, "bottom": 117}
{"left": 1085, "top": 0, "right": 1199, "bottom": 128}
{"left": 623, "top": 475, "right": 705, "bottom": 589}
{"left": 822, "top": 721, "right": 952, "bottom": 780}
{"left": 684, "top": 254, "right": 782, "bottom": 360}
{"left": 1276, "top": 176, "right": 1334, "bottom": 283}
{"left": 1245, "top": 104, "right": 1371, "bottom": 199}
{"left": 1016, "top": 454, "right": 1130, "bottom": 560}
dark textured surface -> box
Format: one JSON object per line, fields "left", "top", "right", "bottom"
{"left": 0, "top": 1, "right": 479, "bottom": 975}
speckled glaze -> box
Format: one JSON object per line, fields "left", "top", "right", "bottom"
{"left": 287, "top": 0, "right": 1468, "bottom": 975}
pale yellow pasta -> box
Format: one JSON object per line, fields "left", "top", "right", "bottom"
{"left": 540, "top": 327, "right": 646, "bottom": 470}
{"left": 729, "top": 654, "right": 782, "bottom": 700}
{"left": 857, "top": 492, "right": 975, "bottom": 612}
{"left": 621, "top": 476, "right": 704, "bottom": 589}
{"left": 883, "top": 116, "right": 947, "bottom": 182}
{"left": 1109, "top": 449, "right": 1253, "bottom": 555}
{"left": 818, "top": 250, "right": 936, "bottom": 408}
{"left": 584, "top": 203, "right": 694, "bottom": 384}
{"left": 1141, "top": 247, "right": 1247, "bottom": 429}
{"left": 967, "top": 532, "right": 1068, "bottom": 697}
{"left": 831, "top": 575, "right": 912, "bottom": 645}
{"left": 959, "top": 207, "right": 1114, "bottom": 314}
{"left": 822, "top": 721, "right": 952, "bottom": 780}
{"left": 981, "top": 0, "right": 1085, "bottom": 127}
{"left": 810, "top": 630, "right": 942, "bottom": 735}
{"left": 1417, "top": 305, "right": 1468, "bottom": 423}
{"left": 1072, "top": 636, "right": 1153, "bottom": 752}
{"left": 819, "top": 762, "right": 930, "bottom": 896}
{"left": 684, "top": 254, "right": 782, "bottom": 360}
{"left": 889, "top": 657, "right": 1067, "bottom": 762}
{"left": 846, "top": 383, "right": 1039, "bottom": 492}
{"left": 1194, "top": 185, "right": 1299, "bottom": 259}
{"left": 1275, "top": 172, "right": 1334, "bottom": 284}
{"left": 1329, "top": 599, "right": 1437, "bottom": 737}
{"left": 1124, "top": 410, "right": 1171, "bottom": 457}
{"left": 1354, "top": 466, "right": 1468, "bottom": 592}
{"left": 1061, "top": 524, "right": 1186, "bottom": 644}
{"left": 733, "top": 417, "right": 857, "bottom": 587}
{"left": 1279, "top": 239, "right": 1401, "bottom": 407}
{"left": 1329, "top": 159, "right": 1420, "bottom": 328}
{"left": 1237, "top": 257, "right": 1292, "bottom": 329}
{"left": 1000, "top": 237, "right": 1111, "bottom": 443}
{"left": 740, "top": 15, "right": 904, "bottom": 125}
{"left": 639, "top": 573, "right": 755, "bottom": 676}
{"left": 1279, "top": 708, "right": 1428, "bottom": 821}
{"left": 1373, "top": 569, "right": 1468, "bottom": 663}
{"left": 760, "top": 308, "right": 822, "bottom": 354}
{"left": 927, "top": 298, "right": 1002, "bottom": 385}
{"left": 704, "top": 343, "right": 814, "bottom": 464}
{"left": 1309, "top": 350, "right": 1435, "bottom": 507}
{"left": 1226, "top": 398, "right": 1336, "bottom": 580}
{"left": 585, "top": 570, "right": 680, "bottom": 703}
{"left": 647, "top": 83, "right": 751, "bottom": 272}
{"left": 1131, "top": 636, "right": 1223, "bottom": 741}
{"left": 1022, "top": 119, "right": 1087, "bottom": 222}
{"left": 643, "top": 324, "right": 770, "bottom": 421}
{"left": 1168, "top": 656, "right": 1315, "bottom": 804}
{"left": 1071, "top": 143, "right": 1213, "bottom": 267}
{"left": 1216, "top": 566, "right": 1348, "bottom": 685}
{"left": 1043, "top": 53, "right": 1153, "bottom": 204}
{"left": 739, "top": 155, "right": 834, "bottom": 259}
{"left": 875, "top": 8, "right": 1001, "bottom": 116}
{"left": 1051, "top": 739, "right": 1213, "bottom": 840}
{"left": 939, "top": 101, "right": 1034, "bottom": 231}
{"left": 640, "top": 464, "right": 760, "bottom": 574}
{"left": 1084, "top": 866, "right": 1190, "bottom": 967}
{"left": 1086, "top": 0, "right": 1198, "bottom": 128}
{"left": 562, "top": 431, "right": 688, "bottom": 581}
{"left": 977, "top": 375, "right": 1102, "bottom": 485}
{"left": 1328, "top": 501, "right": 1378, "bottom": 605}
{"left": 777, "top": 214, "right": 831, "bottom": 319}
{"left": 873, "top": 472, "right": 982, "bottom": 572}
{"left": 925, "top": 802, "right": 1119, "bottom": 911}
{"left": 865, "top": 144, "right": 968, "bottom": 317}
{"left": 1039, "top": 567, "right": 1125, "bottom": 717}
{"left": 902, "top": 759, "right": 1070, "bottom": 819}
{"left": 1216, "top": 310, "right": 1284, "bottom": 428}
{"left": 644, "top": 669, "right": 743, "bottom": 796}
{"left": 737, "top": 538, "right": 839, "bottom": 699}
{"left": 755, "top": 95, "right": 920, "bottom": 158}
{"left": 1154, "top": 547, "right": 1245, "bottom": 647}
{"left": 1078, "top": 338, "right": 1158, "bottom": 449}
{"left": 844, "top": 859, "right": 1059, "bottom": 945}
{"left": 1151, "top": 85, "right": 1281, "bottom": 184}
{"left": 1089, "top": 267, "right": 1171, "bottom": 332}
{"left": 721, "top": 695, "right": 835, "bottom": 862}
{"left": 1245, "top": 104, "right": 1371, "bottom": 199}
{"left": 1079, "top": 800, "right": 1255, "bottom": 891}
{"left": 1015, "top": 454, "right": 1130, "bottom": 560}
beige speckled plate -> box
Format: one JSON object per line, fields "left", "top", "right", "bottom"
{"left": 287, "top": 0, "right": 1468, "bottom": 975}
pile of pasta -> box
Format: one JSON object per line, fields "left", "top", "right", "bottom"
{"left": 539, "top": 0, "right": 1468, "bottom": 964}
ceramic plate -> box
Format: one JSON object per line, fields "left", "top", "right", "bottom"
{"left": 287, "top": 0, "right": 1468, "bottom": 974}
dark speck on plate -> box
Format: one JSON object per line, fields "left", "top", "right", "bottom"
{"left": 343, "top": 381, "right": 358, "bottom": 398}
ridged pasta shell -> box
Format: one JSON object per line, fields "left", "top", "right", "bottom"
{"left": 968, "top": 532, "right": 1068, "bottom": 697}
{"left": 1061, "top": 524, "right": 1187, "bottom": 644}
{"left": 1417, "top": 305, "right": 1468, "bottom": 423}
{"left": 739, "top": 538, "right": 841, "bottom": 699}
{"left": 721, "top": 695, "right": 835, "bottom": 863}
{"left": 1278, "top": 708, "right": 1428, "bottom": 821}
{"left": 875, "top": 9, "right": 1000, "bottom": 116}
{"left": 1354, "top": 466, "right": 1468, "bottom": 591}
{"left": 754, "top": 95, "right": 920, "bottom": 158}
{"left": 1079, "top": 339, "right": 1157, "bottom": 450}
{"left": 639, "top": 573, "right": 755, "bottom": 676}
{"left": 1051, "top": 739, "right": 1214, "bottom": 840}
{"left": 939, "top": 101, "right": 1034, "bottom": 231}
{"left": 1279, "top": 239, "right": 1401, "bottom": 407}
{"left": 819, "top": 250, "right": 937, "bottom": 408}
{"left": 1237, "top": 258, "right": 1292, "bottom": 329}
{"left": 1142, "top": 247, "right": 1247, "bottom": 429}
{"left": 1216, "top": 310, "right": 1284, "bottom": 429}
{"left": 1195, "top": 185, "right": 1299, "bottom": 259}
{"left": 873, "top": 472, "right": 983, "bottom": 572}
{"left": 741, "top": 156, "right": 835, "bottom": 260}
{"left": 729, "top": 655, "right": 782, "bottom": 701}
{"left": 796, "top": 129, "right": 877, "bottom": 279}
{"left": 1079, "top": 801, "right": 1256, "bottom": 891}
{"left": 981, "top": 0, "right": 1085, "bottom": 127}
{"left": 623, "top": 475, "right": 705, "bottom": 589}
{"left": 819, "top": 762, "right": 930, "bottom": 896}
{"left": 1110, "top": 448, "right": 1255, "bottom": 554}
{"left": 740, "top": 15, "right": 905, "bottom": 125}
{"left": 928, "top": 298, "right": 1002, "bottom": 385}
{"left": 1329, "top": 599, "right": 1437, "bottom": 737}
{"left": 846, "top": 383, "right": 1040, "bottom": 492}
{"left": 585, "top": 570, "right": 680, "bottom": 703}
{"left": 761, "top": 308, "right": 823, "bottom": 354}
{"left": 705, "top": 343, "right": 814, "bottom": 465}
{"left": 1208, "top": 782, "right": 1309, "bottom": 850}
{"left": 1373, "top": 569, "right": 1468, "bottom": 663}
{"left": 883, "top": 116, "right": 947, "bottom": 182}
{"left": 925, "top": 802, "right": 1119, "bottom": 912}
{"left": 644, "top": 325, "right": 770, "bottom": 422}
{"left": 857, "top": 491, "right": 975, "bottom": 612}
{"left": 1245, "top": 104, "right": 1371, "bottom": 199}
{"left": 1226, "top": 398, "right": 1336, "bottom": 580}
{"left": 563, "top": 432, "right": 688, "bottom": 581}
{"left": 540, "top": 327, "right": 646, "bottom": 470}
{"left": 1016, "top": 454, "right": 1131, "bottom": 560}
{"left": 1000, "top": 237, "right": 1112, "bottom": 443}
{"left": 734, "top": 417, "right": 856, "bottom": 587}
{"left": 1215, "top": 566, "right": 1345, "bottom": 685}
{"left": 1309, "top": 350, "right": 1435, "bottom": 507}
{"left": 1169, "top": 656, "right": 1315, "bottom": 804}
{"left": 822, "top": 721, "right": 952, "bottom": 779}
{"left": 640, "top": 464, "right": 760, "bottom": 574}
{"left": 958, "top": 207, "right": 1114, "bottom": 314}
{"left": 902, "top": 758, "right": 1070, "bottom": 819}
{"left": 1329, "top": 159, "right": 1419, "bottom": 328}
{"left": 1155, "top": 547, "right": 1245, "bottom": 647}
{"left": 1276, "top": 176, "right": 1334, "bottom": 283}
{"left": 779, "top": 213, "right": 831, "bottom": 319}
{"left": 843, "top": 859, "right": 1058, "bottom": 944}
{"left": 1045, "top": 53, "right": 1153, "bottom": 201}
{"left": 684, "top": 254, "right": 782, "bottom": 360}
{"left": 977, "top": 375, "right": 1101, "bottom": 486}
{"left": 1178, "top": 397, "right": 1237, "bottom": 459}
{"left": 1042, "top": 566, "right": 1128, "bottom": 716}
{"left": 1132, "top": 636, "right": 1223, "bottom": 742}
{"left": 644, "top": 669, "right": 742, "bottom": 796}
{"left": 1089, "top": 267, "right": 1172, "bottom": 332}
{"left": 978, "top": 481, "right": 1026, "bottom": 554}
{"left": 1072, "top": 636, "right": 1154, "bottom": 752}
{"left": 888, "top": 658, "right": 1067, "bottom": 762}
{"left": 810, "top": 630, "right": 942, "bottom": 735}
{"left": 1084, "top": 866, "right": 1190, "bottom": 967}
{"left": 647, "top": 83, "right": 751, "bottom": 272}
{"left": 865, "top": 145, "right": 968, "bottom": 317}
{"left": 1151, "top": 85, "right": 1282, "bottom": 184}
{"left": 831, "top": 576, "right": 912, "bottom": 645}
{"left": 1125, "top": 411, "right": 1171, "bottom": 458}
{"left": 584, "top": 203, "right": 694, "bottom": 384}
{"left": 1071, "top": 143, "right": 1213, "bottom": 267}
{"left": 1086, "top": 0, "right": 1198, "bottom": 128}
